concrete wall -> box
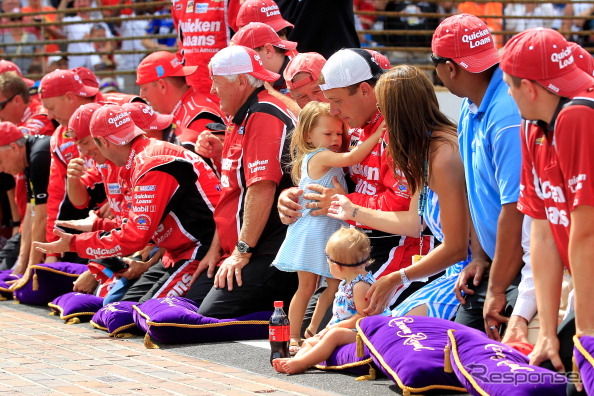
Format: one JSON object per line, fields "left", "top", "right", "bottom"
{"left": 436, "top": 89, "right": 464, "bottom": 124}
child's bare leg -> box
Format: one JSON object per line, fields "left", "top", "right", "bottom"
{"left": 281, "top": 327, "right": 357, "bottom": 374}
{"left": 293, "top": 335, "right": 320, "bottom": 358}
{"left": 289, "top": 272, "right": 318, "bottom": 349}
{"left": 305, "top": 278, "right": 340, "bottom": 336}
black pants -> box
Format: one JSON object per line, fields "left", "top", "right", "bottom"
{"left": 454, "top": 270, "right": 521, "bottom": 333}
{"left": 197, "top": 254, "right": 298, "bottom": 319}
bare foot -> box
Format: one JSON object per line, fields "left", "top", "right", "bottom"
{"left": 280, "top": 357, "right": 309, "bottom": 375}
{"left": 272, "top": 358, "right": 291, "bottom": 373}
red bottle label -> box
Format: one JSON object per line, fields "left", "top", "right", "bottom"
{"left": 269, "top": 325, "right": 290, "bottom": 342}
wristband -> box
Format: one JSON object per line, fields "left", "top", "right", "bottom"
{"left": 399, "top": 268, "right": 411, "bottom": 286}
{"left": 9, "top": 220, "right": 20, "bottom": 228}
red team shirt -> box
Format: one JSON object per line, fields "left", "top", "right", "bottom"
{"left": 517, "top": 90, "right": 594, "bottom": 270}
{"left": 214, "top": 88, "right": 296, "bottom": 255}
{"left": 170, "top": 87, "right": 225, "bottom": 150}
{"left": 70, "top": 137, "right": 220, "bottom": 268}
{"left": 172, "top": 0, "right": 233, "bottom": 99}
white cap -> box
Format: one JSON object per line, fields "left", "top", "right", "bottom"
{"left": 320, "top": 48, "right": 384, "bottom": 91}
{"left": 209, "top": 45, "right": 279, "bottom": 82}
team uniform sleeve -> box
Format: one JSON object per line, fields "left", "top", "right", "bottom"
{"left": 517, "top": 122, "right": 547, "bottom": 220}
{"left": 556, "top": 106, "right": 594, "bottom": 211}
{"left": 21, "top": 113, "right": 55, "bottom": 136}
{"left": 490, "top": 116, "right": 522, "bottom": 205}
{"left": 28, "top": 141, "right": 51, "bottom": 205}
{"left": 70, "top": 171, "right": 180, "bottom": 259}
{"left": 242, "top": 112, "right": 287, "bottom": 187}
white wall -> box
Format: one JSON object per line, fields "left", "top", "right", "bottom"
{"left": 436, "top": 89, "right": 463, "bottom": 124}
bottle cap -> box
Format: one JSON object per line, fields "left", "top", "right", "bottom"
{"left": 273, "top": 301, "right": 284, "bottom": 308}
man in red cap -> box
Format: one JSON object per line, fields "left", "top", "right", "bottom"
{"left": 0, "top": 122, "right": 51, "bottom": 275}
{"left": 39, "top": 69, "right": 107, "bottom": 265}
{"left": 35, "top": 105, "right": 222, "bottom": 304}
{"left": 193, "top": 45, "right": 297, "bottom": 318}
{"left": 232, "top": 22, "right": 297, "bottom": 93}
{"left": 235, "top": 0, "right": 293, "bottom": 38}
{"left": 73, "top": 66, "right": 144, "bottom": 105}
{"left": 431, "top": 14, "right": 526, "bottom": 340}
{"left": 136, "top": 51, "right": 225, "bottom": 152}
{"left": 500, "top": 27, "right": 594, "bottom": 373}
{"left": 282, "top": 52, "right": 327, "bottom": 109}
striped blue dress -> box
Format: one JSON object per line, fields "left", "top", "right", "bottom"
{"left": 272, "top": 149, "right": 348, "bottom": 278}
{"left": 391, "top": 188, "right": 469, "bottom": 320}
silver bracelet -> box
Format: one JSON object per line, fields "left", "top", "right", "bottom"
{"left": 399, "top": 268, "right": 411, "bottom": 286}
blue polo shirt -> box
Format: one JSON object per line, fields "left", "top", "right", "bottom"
{"left": 458, "top": 66, "right": 522, "bottom": 259}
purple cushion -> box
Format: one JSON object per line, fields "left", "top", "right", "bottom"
{"left": 448, "top": 328, "right": 567, "bottom": 395}
{"left": 315, "top": 342, "right": 377, "bottom": 378}
{"left": 91, "top": 301, "right": 139, "bottom": 336}
{"left": 574, "top": 335, "right": 594, "bottom": 394}
{"left": 0, "top": 269, "right": 21, "bottom": 299}
{"left": 12, "top": 262, "right": 88, "bottom": 305}
{"left": 48, "top": 292, "right": 104, "bottom": 323}
{"left": 133, "top": 297, "right": 271, "bottom": 344}
{"left": 357, "top": 315, "right": 474, "bottom": 394}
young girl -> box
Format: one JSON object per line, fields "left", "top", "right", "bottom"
{"left": 272, "top": 101, "right": 383, "bottom": 354}
{"left": 272, "top": 227, "right": 391, "bottom": 374}
{"left": 328, "top": 65, "right": 471, "bottom": 321}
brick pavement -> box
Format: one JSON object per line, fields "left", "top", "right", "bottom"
{"left": 0, "top": 304, "right": 337, "bottom": 395}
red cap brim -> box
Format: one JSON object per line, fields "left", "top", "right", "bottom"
{"left": 537, "top": 67, "right": 594, "bottom": 98}
{"left": 250, "top": 69, "right": 280, "bottom": 82}
{"left": 453, "top": 48, "right": 500, "bottom": 73}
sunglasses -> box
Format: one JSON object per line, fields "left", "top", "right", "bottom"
{"left": 0, "top": 93, "right": 18, "bottom": 111}
{"left": 430, "top": 54, "right": 452, "bottom": 67}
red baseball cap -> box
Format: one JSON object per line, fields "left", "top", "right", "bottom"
{"left": 67, "top": 103, "right": 103, "bottom": 141}
{"left": 73, "top": 67, "right": 100, "bottom": 89}
{"left": 0, "top": 121, "right": 25, "bottom": 146}
{"left": 432, "top": 14, "right": 499, "bottom": 73}
{"left": 284, "top": 52, "right": 326, "bottom": 90}
{"left": 0, "top": 60, "right": 34, "bottom": 87}
{"left": 40, "top": 69, "right": 99, "bottom": 99}
{"left": 210, "top": 45, "right": 280, "bottom": 82}
{"left": 122, "top": 102, "right": 174, "bottom": 130}
{"left": 501, "top": 28, "right": 594, "bottom": 98}
{"left": 569, "top": 42, "right": 594, "bottom": 77}
{"left": 232, "top": 22, "right": 297, "bottom": 51}
{"left": 236, "top": 0, "right": 293, "bottom": 32}
{"left": 136, "top": 51, "right": 198, "bottom": 85}
{"left": 90, "top": 105, "right": 145, "bottom": 145}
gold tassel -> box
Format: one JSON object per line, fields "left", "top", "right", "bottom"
{"left": 356, "top": 333, "right": 365, "bottom": 357}
{"left": 32, "top": 271, "right": 38, "bottom": 291}
{"left": 355, "top": 365, "right": 377, "bottom": 381}
{"left": 66, "top": 317, "right": 81, "bottom": 325}
{"left": 444, "top": 343, "right": 453, "bottom": 373}
{"left": 143, "top": 332, "right": 159, "bottom": 349}
{"left": 114, "top": 333, "right": 135, "bottom": 339}
{"left": 48, "top": 311, "right": 55, "bottom": 316}
{"left": 0, "top": 295, "right": 6, "bottom": 301}
{"left": 403, "top": 389, "right": 411, "bottom": 396}
{"left": 13, "top": 299, "right": 20, "bottom": 304}
{"left": 573, "top": 356, "right": 582, "bottom": 386}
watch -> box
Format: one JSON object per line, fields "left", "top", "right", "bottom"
{"left": 236, "top": 240, "right": 253, "bottom": 254}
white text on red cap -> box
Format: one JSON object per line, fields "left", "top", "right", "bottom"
{"left": 108, "top": 112, "right": 132, "bottom": 128}
{"left": 462, "top": 28, "right": 491, "bottom": 49}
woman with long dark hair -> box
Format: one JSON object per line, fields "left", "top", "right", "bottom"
{"left": 329, "top": 65, "right": 471, "bottom": 319}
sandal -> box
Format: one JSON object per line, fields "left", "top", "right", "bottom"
{"left": 289, "top": 339, "right": 302, "bottom": 357}
{"left": 303, "top": 327, "right": 315, "bottom": 339}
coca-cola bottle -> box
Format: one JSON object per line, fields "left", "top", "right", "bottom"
{"left": 269, "top": 300, "right": 290, "bottom": 364}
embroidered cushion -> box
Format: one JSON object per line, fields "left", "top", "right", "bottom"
{"left": 132, "top": 297, "right": 271, "bottom": 346}
{"left": 91, "top": 301, "right": 139, "bottom": 337}
{"left": 12, "top": 262, "right": 88, "bottom": 305}
{"left": 0, "top": 269, "right": 20, "bottom": 299}
{"left": 448, "top": 328, "right": 567, "bottom": 395}
{"left": 356, "top": 315, "right": 473, "bottom": 394}
{"left": 48, "top": 292, "right": 104, "bottom": 323}
{"left": 574, "top": 335, "right": 594, "bottom": 395}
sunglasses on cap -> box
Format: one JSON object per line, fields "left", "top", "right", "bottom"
{"left": 0, "top": 93, "right": 18, "bottom": 111}
{"left": 430, "top": 54, "right": 452, "bottom": 67}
